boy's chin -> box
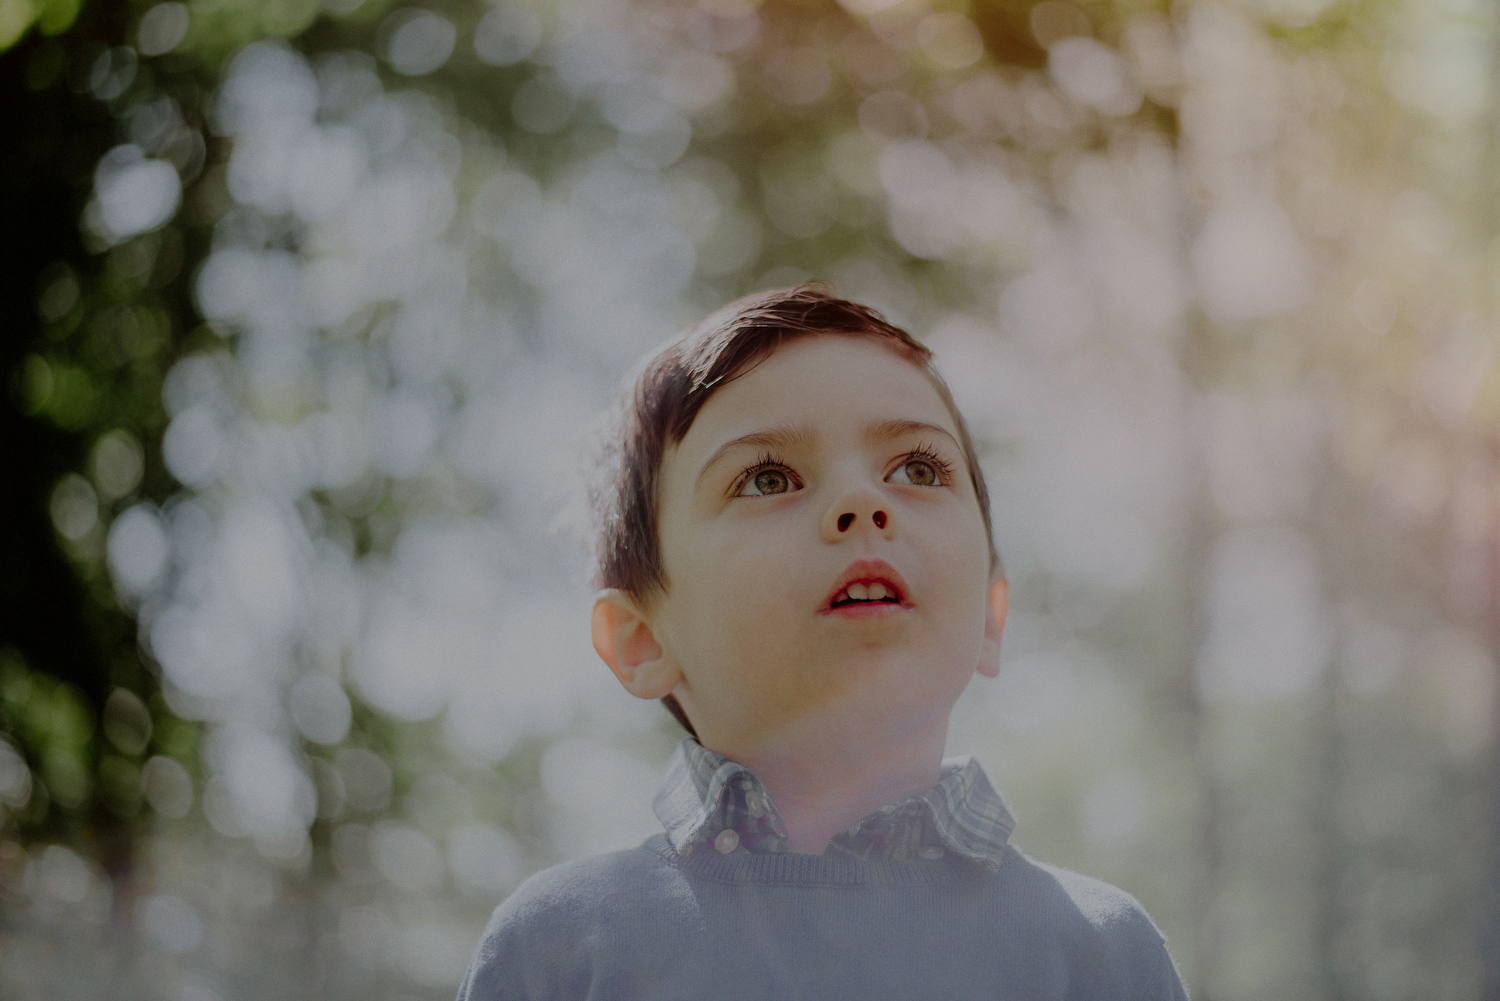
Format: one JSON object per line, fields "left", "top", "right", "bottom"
{"left": 789, "top": 653, "right": 968, "bottom": 712}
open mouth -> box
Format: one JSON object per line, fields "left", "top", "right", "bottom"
{"left": 829, "top": 581, "right": 903, "bottom": 608}
{"left": 823, "top": 560, "right": 911, "bottom": 613}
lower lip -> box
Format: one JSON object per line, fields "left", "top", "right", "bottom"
{"left": 821, "top": 601, "right": 909, "bottom": 619}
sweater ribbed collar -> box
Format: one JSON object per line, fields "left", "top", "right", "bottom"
{"left": 652, "top": 738, "right": 1015, "bottom": 871}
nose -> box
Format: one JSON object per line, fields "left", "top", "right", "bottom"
{"left": 821, "top": 487, "right": 894, "bottom": 543}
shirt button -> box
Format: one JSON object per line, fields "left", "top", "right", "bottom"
{"left": 917, "top": 847, "right": 944, "bottom": 860}
{"left": 714, "top": 829, "right": 740, "bottom": 854}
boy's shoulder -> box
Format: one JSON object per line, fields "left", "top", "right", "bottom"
{"left": 974, "top": 847, "right": 1183, "bottom": 998}
{"left": 457, "top": 836, "right": 696, "bottom": 1001}
{"left": 487, "top": 835, "right": 685, "bottom": 926}
{"left": 1002, "top": 846, "right": 1164, "bottom": 924}
{"left": 1003, "top": 847, "right": 1167, "bottom": 937}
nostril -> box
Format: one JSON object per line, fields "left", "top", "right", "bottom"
{"left": 872, "top": 511, "right": 887, "bottom": 529}
{"left": 837, "top": 512, "right": 854, "bottom": 532}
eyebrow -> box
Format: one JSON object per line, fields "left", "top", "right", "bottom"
{"left": 865, "top": 419, "right": 962, "bottom": 450}
{"left": 696, "top": 419, "right": 962, "bottom": 487}
{"left": 696, "top": 424, "right": 816, "bottom": 486}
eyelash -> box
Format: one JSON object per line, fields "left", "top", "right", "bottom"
{"left": 901, "top": 444, "right": 955, "bottom": 485}
{"left": 731, "top": 446, "right": 956, "bottom": 495}
{"left": 732, "top": 452, "right": 800, "bottom": 495}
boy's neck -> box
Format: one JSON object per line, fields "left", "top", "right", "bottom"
{"left": 709, "top": 716, "right": 949, "bottom": 855}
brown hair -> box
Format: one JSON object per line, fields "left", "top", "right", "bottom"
{"left": 593, "top": 282, "right": 999, "bottom": 735}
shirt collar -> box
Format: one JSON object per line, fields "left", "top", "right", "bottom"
{"left": 652, "top": 738, "right": 1015, "bottom": 870}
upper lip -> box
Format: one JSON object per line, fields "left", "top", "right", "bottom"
{"left": 822, "top": 559, "right": 911, "bottom": 610}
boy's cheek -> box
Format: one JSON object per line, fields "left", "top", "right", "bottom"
{"left": 673, "top": 535, "right": 813, "bottom": 620}
{"left": 664, "top": 578, "right": 802, "bottom": 677}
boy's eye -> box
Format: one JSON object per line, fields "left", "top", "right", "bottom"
{"left": 739, "top": 467, "right": 795, "bottom": 496}
{"left": 889, "top": 459, "right": 940, "bottom": 486}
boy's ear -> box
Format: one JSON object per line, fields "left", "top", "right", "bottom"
{"left": 591, "top": 590, "right": 682, "bottom": 699}
{"left": 977, "top": 577, "right": 1009, "bottom": 679}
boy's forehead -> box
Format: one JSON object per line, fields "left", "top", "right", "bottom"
{"left": 675, "top": 335, "right": 960, "bottom": 457}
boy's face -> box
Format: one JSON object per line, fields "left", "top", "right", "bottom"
{"left": 601, "top": 335, "right": 1003, "bottom": 756}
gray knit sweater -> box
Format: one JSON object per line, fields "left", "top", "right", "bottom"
{"left": 456, "top": 833, "right": 1189, "bottom": 1000}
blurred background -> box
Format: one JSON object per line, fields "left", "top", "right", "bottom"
{"left": 1, "top": 0, "right": 1496, "bottom": 997}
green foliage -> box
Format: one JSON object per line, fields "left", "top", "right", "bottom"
{"left": 0, "top": 0, "right": 84, "bottom": 51}
{"left": 0, "top": 650, "right": 93, "bottom": 827}
{"left": 0, "top": 645, "right": 202, "bottom": 840}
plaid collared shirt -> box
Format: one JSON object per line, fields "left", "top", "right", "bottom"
{"left": 652, "top": 738, "right": 1016, "bottom": 871}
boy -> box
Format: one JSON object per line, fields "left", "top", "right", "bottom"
{"left": 457, "top": 284, "right": 1188, "bottom": 999}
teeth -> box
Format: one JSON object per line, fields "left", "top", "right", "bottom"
{"left": 834, "top": 581, "right": 899, "bottom": 605}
